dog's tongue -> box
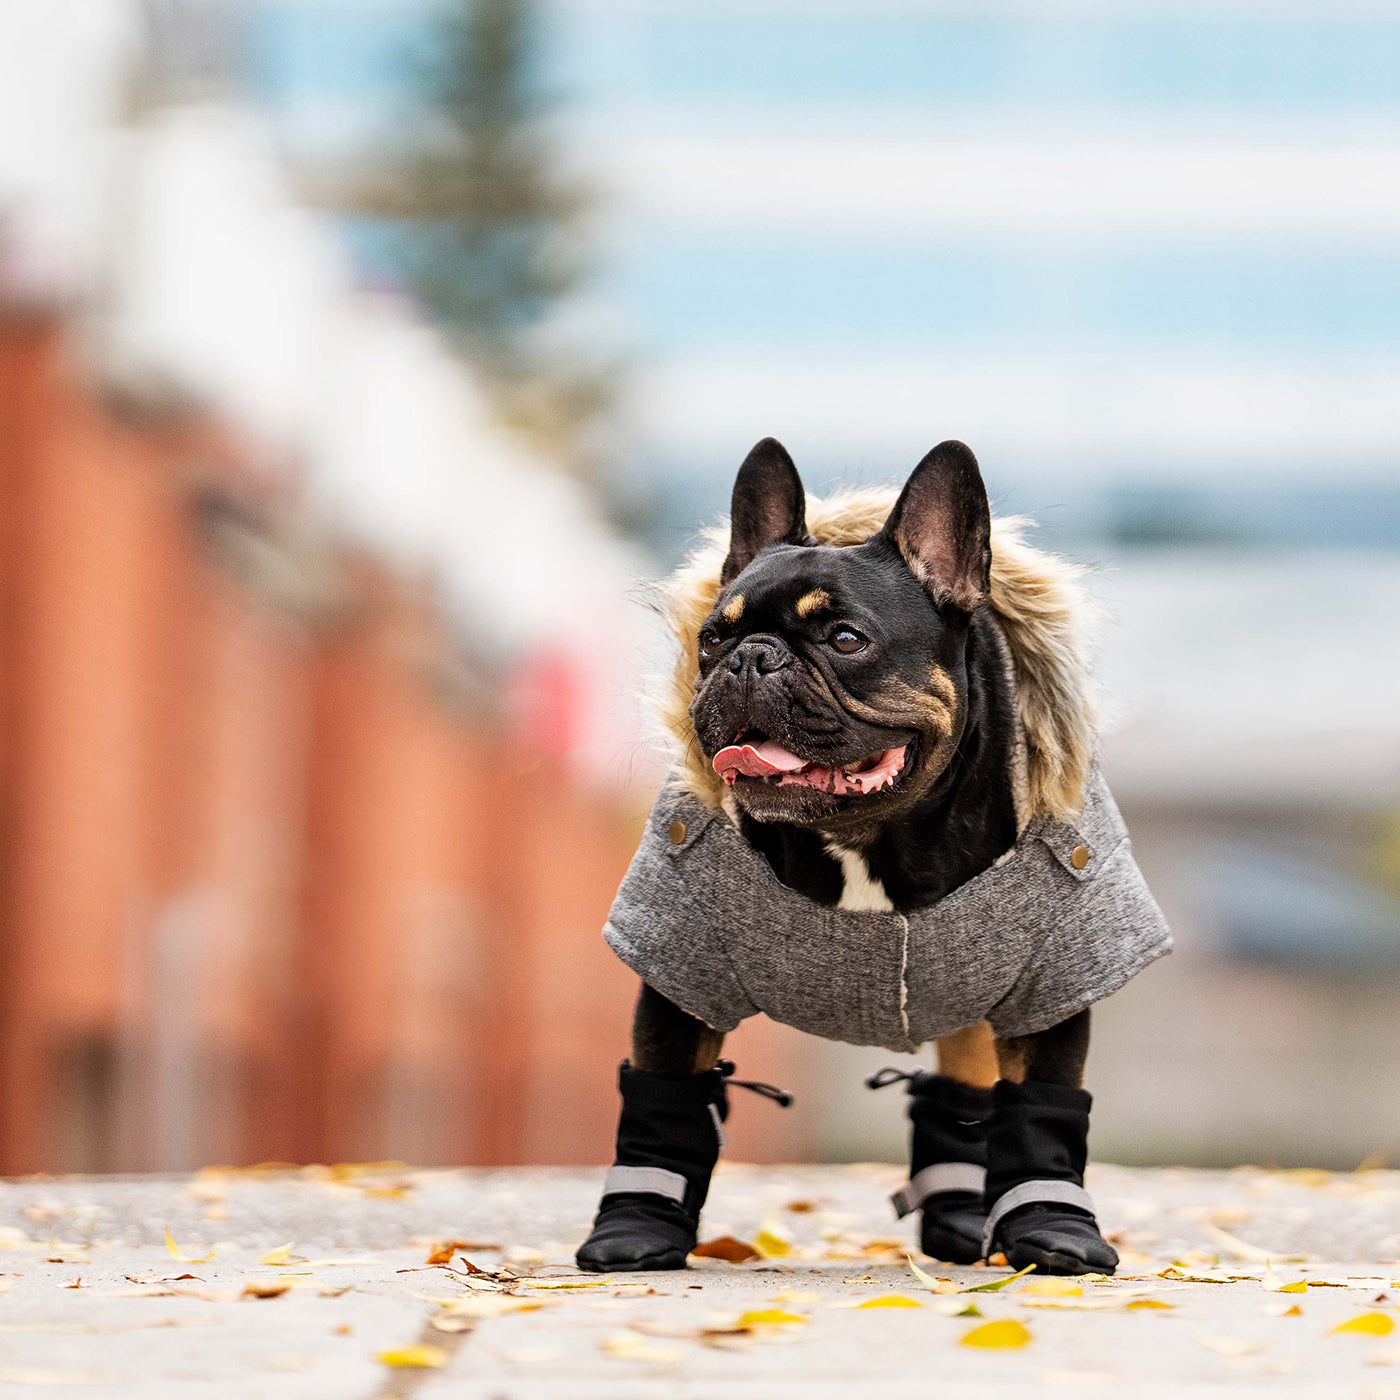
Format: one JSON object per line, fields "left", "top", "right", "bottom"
{"left": 712, "top": 740, "right": 810, "bottom": 781}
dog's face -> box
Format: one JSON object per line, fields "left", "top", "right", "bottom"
{"left": 690, "top": 438, "right": 992, "bottom": 836}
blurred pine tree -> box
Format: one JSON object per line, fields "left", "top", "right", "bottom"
{"left": 334, "top": 0, "right": 615, "bottom": 477}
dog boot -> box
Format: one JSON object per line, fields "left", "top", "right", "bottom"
{"left": 982, "top": 1079, "right": 1118, "bottom": 1276}
{"left": 576, "top": 1059, "right": 791, "bottom": 1272}
{"left": 869, "top": 1067, "right": 992, "bottom": 1265}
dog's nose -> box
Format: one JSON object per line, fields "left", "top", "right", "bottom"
{"left": 729, "top": 635, "right": 790, "bottom": 676}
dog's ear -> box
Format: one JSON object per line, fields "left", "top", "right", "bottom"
{"left": 877, "top": 440, "right": 991, "bottom": 613}
{"left": 721, "top": 437, "right": 808, "bottom": 585}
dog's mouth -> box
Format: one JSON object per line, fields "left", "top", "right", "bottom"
{"left": 711, "top": 732, "right": 909, "bottom": 797}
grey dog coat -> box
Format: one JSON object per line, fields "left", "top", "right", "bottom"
{"left": 604, "top": 766, "right": 1171, "bottom": 1053}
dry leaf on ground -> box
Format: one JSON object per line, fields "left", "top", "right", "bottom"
{"left": 377, "top": 1344, "right": 448, "bottom": 1368}
{"left": 736, "top": 1308, "right": 810, "bottom": 1326}
{"left": 961, "top": 1318, "right": 1032, "bottom": 1348}
{"left": 933, "top": 1299, "right": 983, "bottom": 1317}
{"left": 964, "top": 1264, "right": 1038, "bottom": 1293}
{"left": 426, "top": 1240, "right": 474, "bottom": 1266}
{"left": 906, "top": 1255, "right": 963, "bottom": 1294}
{"left": 754, "top": 1226, "right": 793, "bottom": 1258}
{"left": 1022, "top": 1278, "right": 1083, "bottom": 1297}
{"left": 1335, "top": 1313, "right": 1396, "bottom": 1337}
{"left": 437, "top": 1294, "right": 545, "bottom": 1318}
{"left": 241, "top": 1280, "right": 292, "bottom": 1299}
{"left": 164, "top": 1228, "right": 215, "bottom": 1264}
{"left": 690, "top": 1236, "right": 760, "bottom": 1264}
{"left": 259, "top": 1244, "right": 296, "bottom": 1266}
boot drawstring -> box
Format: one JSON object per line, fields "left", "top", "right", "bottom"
{"left": 718, "top": 1059, "right": 794, "bottom": 1107}
{"left": 865, "top": 1066, "right": 922, "bottom": 1090}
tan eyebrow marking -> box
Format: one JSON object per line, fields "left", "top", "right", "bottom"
{"left": 795, "top": 588, "right": 832, "bottom": 618}
{"left": 721, "top": 593, "right": 745, "bottom": 623}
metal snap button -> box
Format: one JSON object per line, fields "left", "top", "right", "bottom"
{"left": 1070, "top": 844, "right": 1090, "bottom": 870}
{"left": 669, "top": 820, "right": 687, "bottom": 846}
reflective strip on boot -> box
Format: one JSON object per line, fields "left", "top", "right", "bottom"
{"left": 890, "top": 1163, "right": 987, "bottom": 1220}
{"left": 982, "top": 1179, "right": 1095, "bottom": 1256}
{"left": 601, "top": 1165, "right": 689, "bottom": 1205}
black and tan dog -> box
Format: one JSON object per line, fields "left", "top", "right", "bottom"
{"left": 577, "top": 439, "right": 1170, "bottom": 1276}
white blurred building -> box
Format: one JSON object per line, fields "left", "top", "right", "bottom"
{"left": 0, "top": 0, "right": 663, "bottom": 794}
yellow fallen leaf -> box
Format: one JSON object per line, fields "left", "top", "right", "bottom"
{"left": 519, "top": 1275, "right": 613, "bottom": 1289}
{"left": 1208, "top": 1225, "right": 1304, "bottom": 1263}
{"left": 241, "top": 1280, "right": 291, "bottom": 1299}
{"left": 933, "top": 1299, "right": 983, "bottom": 1317}
{"left": 0, "top": 1280, "right": 13, "bottom": 1294}
{"left": 377, "top": 1344, "right": 448, "bottom": 1368}
{"left": 737, "top": 1308, "right": 810, "bottom": 1325}
{"left": 1262, "top": 1261, "right": 1308, "bottom": 1293}
{"left": 961, "top": 1318, "right": 1032, "bottom": 1348}
{"left": 771, "top": 1289, "right": 822, "bottom": 1303}
{"left": 164, "top": 1228, "right": 215, "bottom": 1264}
{"left": 906, "top": 1254, "right": 950, "bottom": 1291}
{"left": 442, "top": 1295, "right": 546, "bottom": 1318}
{"left": 1125, "top": 1299, "right": 1174, "bottom": 1311}
{"left": 1261, "top": 1302, "right": 1303, "bottom": 1317}
{"left": 1332, "top": 1312, "right": 1395, "bottom": 1336}
{"left": 856, "top": 1295, "right": 922, "bottom": 1309}
{"left": 1022, "top": 1278, "right": 1083, "bottom": 1297}
{"left": 259, "top": 1243, "right": 295, "bottom": 1266}
{"left": 754, "top": 1227, "right": 792, "bottom": 1258}
{"left": 964, "top": 1264, "right": 1037, "bottom": 1293}
{"left": 601, "top": 1330, "right": 683, "bottom": 1363}
{"left": 1022, "top": 1297, "right": 1138, "bottom": 1311}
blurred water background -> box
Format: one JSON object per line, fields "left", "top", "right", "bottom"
{"left": 2, "top": 0, "right": 1399, "bottom": 1174}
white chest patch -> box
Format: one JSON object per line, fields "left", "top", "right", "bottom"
{"left": 825, "top": 843, "right": 896, "bottom": 913}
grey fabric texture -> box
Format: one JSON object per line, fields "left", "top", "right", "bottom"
{"left": 603, "top": 766, "right": 1172, "bottom": 1053}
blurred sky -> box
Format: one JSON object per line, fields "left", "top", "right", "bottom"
{"left": 244, "top": 0, "right": 1400, "bottom": 559}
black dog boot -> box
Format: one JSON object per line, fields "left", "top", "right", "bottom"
{"left": 983, "top": 1079, "right": 1118, "bottom": 1276}
{"left": 576, "top": 1060, "right": 791, "bottom": 1272}
{"left": 869, "top": 1068, "right": 992, "bottom": 1265}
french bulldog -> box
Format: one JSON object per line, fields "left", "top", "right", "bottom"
{"left": 576, "top": 438, "right": 1170, "bottom": 1276}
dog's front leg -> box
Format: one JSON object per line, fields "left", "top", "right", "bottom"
{"left": 984, "top": 1009, "right": 1119, "bottom": 1275}
{"left": 576, "top": 984, "right": 729, "bottom": 1271}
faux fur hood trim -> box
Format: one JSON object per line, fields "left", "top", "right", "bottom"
{"left": 654, "top": 486, "right": 1101, "bottom": 823}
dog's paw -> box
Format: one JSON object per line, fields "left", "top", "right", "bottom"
{"left": 575, "top": 1197, "right": 696, "bottom": 1272}
{"left": 919, "top": 1194, "right": 987, "bottom": 1266}
{"left": 994, "top": 1203, "right": 1118, "bottom": 1276}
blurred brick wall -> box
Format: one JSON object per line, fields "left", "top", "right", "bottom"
{"left": 0, "top": 312, "right": 807, "bottom": 1174}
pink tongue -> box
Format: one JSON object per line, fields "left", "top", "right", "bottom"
{"left": 712, "top": 740, "right": 810, "bottom": 780}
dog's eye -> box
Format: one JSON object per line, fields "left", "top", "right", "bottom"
{"left": 699, "top": 629, "right": 722, "bottom": 656}
{"left": 828, "top": 627, "right": 868, "bottom": 655}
